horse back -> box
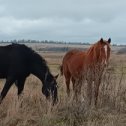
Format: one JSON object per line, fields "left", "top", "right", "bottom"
{"left": 0, "top": 44, "right": 30, "bottom": 78}
{"left": 62, "top": 49, "right": 86, "bottom": 78}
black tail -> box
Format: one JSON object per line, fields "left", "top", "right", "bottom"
{"left": 60, "top": 65, "right": 63, "bottom": 75}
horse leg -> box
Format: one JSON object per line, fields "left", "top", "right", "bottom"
{"left": 71, "top": 77, "right": 75, "bottom": 91}
{"left": 73, "top": 79, "right": 82, "bottom": 102}
{"left": 15, "top": 80, "right": 18, "bottom": 87}
{"left": 71, "top": 77, "right": 77, "bottom": 100}
{"left": 66, "top": 78, "right": 71, "bottom": 96}
{"left": 16, "top": 78, "right": 26, "bottom": 97}
{"left": 94, "top": 78, "right": 101, "bottom": 106}
{"left": 72, "top": 77, "right": 80, "bottom": 101}
{"left": 0, "top": 77, "right": 15, "bottom": 103}
{"left": 87, "top": 80, "right": 92, "bottom": 105}
{"left": 64, "top": 73, "right": 71, "bottom": 97}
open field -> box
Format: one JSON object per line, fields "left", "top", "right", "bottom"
{"left": 0, "top": 43, "right": 126, "bottom": 126}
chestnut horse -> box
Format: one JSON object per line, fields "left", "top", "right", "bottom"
{"left": 60, "top": 38, "right": 111, "bottom": 105}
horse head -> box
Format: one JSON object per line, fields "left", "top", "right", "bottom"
{"left": 98, "top": 38, "right": 111, "bottom": 65}
{"left": 42, "top": 73, "right": 59, "bottom": 105}
{"left": 88, "top": 38, "right": 111, "bottom": 66}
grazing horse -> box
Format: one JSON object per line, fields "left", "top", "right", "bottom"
{"left": 60, "top": 38, "right": 111, "bottom": 105}
{"left": 0, "top": 43, "right": 58, "bottom": 105}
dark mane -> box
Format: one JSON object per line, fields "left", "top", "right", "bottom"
{"left": 9, "top": 43, "right": 50, "bottom": 72}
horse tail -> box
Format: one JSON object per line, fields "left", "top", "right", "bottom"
{"left": 60, "top": 65, "right": 63, "bottom": 75}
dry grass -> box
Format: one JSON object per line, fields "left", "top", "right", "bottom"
{"left": 0, "top": 51, "right": 126, "bottom": 126}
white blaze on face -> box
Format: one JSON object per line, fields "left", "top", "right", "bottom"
{"left": 104, "top": 45, "right": 108, "bottom": 65}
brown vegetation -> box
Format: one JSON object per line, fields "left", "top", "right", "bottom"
{"left": 0, "top": 49, "right": 126, "bottom": 126}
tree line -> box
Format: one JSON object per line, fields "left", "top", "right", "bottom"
{"left": 0, "top": 39, "right": 124, "bottom": 46}
{"left": 0, "top": 39, "right": 90, "bottom": 45}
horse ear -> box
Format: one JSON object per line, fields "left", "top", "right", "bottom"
{"left": 54, "top": 74, "right": 59, "bottom": 80}
{"left": 108, "top": 38, "right": 111, "bottom": 44}
{"left": 100, "top": 38, "right": 103, "bottom": 43}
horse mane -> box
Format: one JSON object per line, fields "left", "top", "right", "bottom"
{"left": 86, "top": 42, "right": 100, "bottom": 63}
{"left": 87, "top": 41, "right": 105, "bottom": 63}
{"left": 9, "top": 43, "right": 50, "bottom": 72}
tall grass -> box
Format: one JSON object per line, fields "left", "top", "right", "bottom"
{"left": 0, "top": 55, "right": 126, "bottom": 126}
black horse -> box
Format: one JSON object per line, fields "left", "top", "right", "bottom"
{"left": 0, "top": 43, "right": 58, "bottom": 104}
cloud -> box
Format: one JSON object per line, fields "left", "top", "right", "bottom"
{"left": 0, "top": 0, "right": 125, "bottom": 44}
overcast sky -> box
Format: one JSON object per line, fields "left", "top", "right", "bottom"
{"left": 0, "top": 0, "right": 126, "bottom": 44}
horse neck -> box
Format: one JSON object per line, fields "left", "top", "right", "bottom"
{"left": 86, "top": 44, "right": 102, "bottom": 66}
{"left": 29, "top": 51, "right": 53, "bottom": 85}
{"left": 31, "top": 63, "right": 52, "bottom": 85}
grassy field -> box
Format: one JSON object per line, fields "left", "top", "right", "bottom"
{"left": 0, "top": 44, "right": 126, "bottom": 126}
